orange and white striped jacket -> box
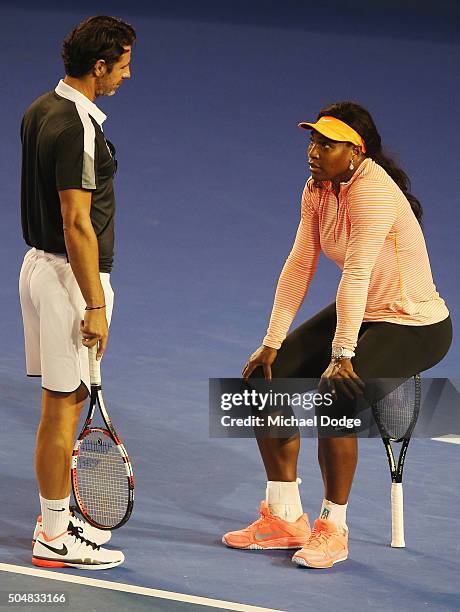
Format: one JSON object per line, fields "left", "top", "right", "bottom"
{"left": 263, "top": 158, "right": 449, "bottom": 351}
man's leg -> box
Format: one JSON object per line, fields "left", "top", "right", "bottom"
{"left": 35, "top": 383, "right": 87, "bottom": 536}
{"left": 32, "top": 381, "right": 124, "bottom": 568}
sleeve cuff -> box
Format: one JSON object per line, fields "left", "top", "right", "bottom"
{"left": 262, "top": 337, "right": 281, "bottom": 350}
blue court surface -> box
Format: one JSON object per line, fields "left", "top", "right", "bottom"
{"left": 1, "top": 1, "right": 459, "bottom": 610}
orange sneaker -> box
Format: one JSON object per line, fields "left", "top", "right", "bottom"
{"left": 292, "top": 518, "right": 348, "bottom": 568}
{"left": 222, "top": 501, "right": 310, "bottom": 550}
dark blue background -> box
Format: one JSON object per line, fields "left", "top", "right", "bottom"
{"left": 1, "top": 3, "right": 459, "bottom": 610}
{"left": 2, "top": 0, "right": 458, "bottom": 383}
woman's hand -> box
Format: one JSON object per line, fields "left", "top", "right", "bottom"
{"left": 242, "top": 345, "right": 278, "bottom": 380}
{"left": 319, "top": 358, "right": 365, "bottom": 399}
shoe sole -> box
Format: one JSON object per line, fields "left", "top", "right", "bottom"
{"left": 222, "top": 536, "right": 306, "bottom": 550}
{"left": 32, "top": 557, "right": 123, "bottom": 570}
{"left": 292, "top": 554, "right": 348, "bottom": 569}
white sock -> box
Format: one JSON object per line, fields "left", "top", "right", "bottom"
{"left": 39, "top": 494, "right": 70, "bottom": 539}
{"left": 266, "top": 478, "right": 303, "bottom": 522}
{"left": 319, "top": 498, "right": 348, "bottom": 531}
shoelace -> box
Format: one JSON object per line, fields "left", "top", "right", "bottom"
{"left": 68, "top": 525, "right": 100, "bottom": 551}
{"left": 68, "top": 515, "right": 85, "bottom": 533}
{"left": 69, "top": 516, "right": 84, "bottom": 528}
{"left": 247, "top": 503, "right": 276, "bottom": 529}
{"left": 307, "top": 527, "right": 331, "bottom": 547}
{"left": 68, "top": 506, "right": 89, "bottom": 532}
{"left": 69, "top": 505, "right": 81, "bottom": 518}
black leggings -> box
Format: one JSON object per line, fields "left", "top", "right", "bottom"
{"left": 267, "top": 303, "right": 452, "bottom": 379}
{"left": 252, "top": 303, "right": 452, "bottom": 422}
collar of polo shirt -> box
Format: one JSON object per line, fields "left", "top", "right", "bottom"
{"left": 55, "top": 80, "right": 107, "bottom": 126}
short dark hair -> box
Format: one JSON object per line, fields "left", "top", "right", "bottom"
{"left": 62, "top": 16, "right": 136, "bottom": 78}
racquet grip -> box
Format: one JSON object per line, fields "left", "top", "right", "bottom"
{"left": 391, "top": 482, "right": 405, "bottom": 547}
{"left": 88, "top": 345, "right": 101, "bottom": 386}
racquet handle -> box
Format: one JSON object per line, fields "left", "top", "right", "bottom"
{"left": 391, "top": 482, "right": 405, "bottom": 547}
{"left": 88, "top": 345, "right": 102, "bottom": 386}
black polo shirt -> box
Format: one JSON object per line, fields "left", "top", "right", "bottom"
{"left": 21, "top": 79, "right": 117, "bottom": 273}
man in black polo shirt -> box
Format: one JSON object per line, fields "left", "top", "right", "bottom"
{"left": 19, "top": 16, "right": 136, "bottom": 570}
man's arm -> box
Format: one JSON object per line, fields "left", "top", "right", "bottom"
{"left": 59, "top": 188, "right": 108, "bottom": 359}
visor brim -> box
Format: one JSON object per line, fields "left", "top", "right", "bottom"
{"left": 298, "top": 121, "right": 350, "bottom": 143}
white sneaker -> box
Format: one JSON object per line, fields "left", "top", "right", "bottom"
{"left": 32, "top": 507, "right": 111, "bottom": 547}
{"left": 32, "top": 525, "right": 124, "bottom": 570}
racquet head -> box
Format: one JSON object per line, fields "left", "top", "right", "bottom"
{"left": 71, "top": 346, "right": 134, "bottom": 529}
{"left": 72, "top": 424, "right": 134, "bottom": 529}
{"left": 372, "top": 376, "right": 421, "bottom": 441}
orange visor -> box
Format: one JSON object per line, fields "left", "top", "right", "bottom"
{"left": 298, "top": 116, "right": 366, "bottom": 153}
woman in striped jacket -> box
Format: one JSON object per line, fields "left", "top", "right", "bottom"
{"left": 222, "top": 101, "right": 452, "bottom": 568}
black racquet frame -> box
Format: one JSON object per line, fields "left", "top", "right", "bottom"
{"left": 372, "top": 374, "right": 421, "bottom": 547}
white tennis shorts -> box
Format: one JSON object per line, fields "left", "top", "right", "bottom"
{"left": 19, "top": 248, "right": 114, "bottom": 394}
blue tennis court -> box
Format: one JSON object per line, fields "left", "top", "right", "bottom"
{"left": 1, "top": 1, "right": 459, "bottom": 610}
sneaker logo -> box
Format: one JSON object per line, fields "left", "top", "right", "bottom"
{"left": 255, "top": 530, "right": 280, "bottom": 541}
{"left": 47, "top": 508, "right": 66, "bottom": 512}
{"left": 38, "top": 540, "right": 68, "bottom": 556}
{"left": 320, "top": 507, "right": 330, "bottom": 520}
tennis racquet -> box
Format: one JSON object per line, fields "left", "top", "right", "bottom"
{"left": 71, "top": 346, "right": 134, "bottom": 530}
{"left": 371, "top": 375, "right": 421, "bottom": 547}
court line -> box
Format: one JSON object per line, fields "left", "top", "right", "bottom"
{"left": 431, "top": 435, "right": 460, "bottom": 445}
{"left": 0, "top": 563, "right": 284, "bottom": 612}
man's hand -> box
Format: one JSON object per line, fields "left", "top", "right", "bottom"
{"left": 80, "top": 308, "right": 109, "bottom": 360}
{"left": 242, "top": 345, "right": 278, "bottom": 380}
{"left": 319, "top": 358, "right": 365, "bottom": 399}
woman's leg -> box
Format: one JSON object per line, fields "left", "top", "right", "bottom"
{"left": 256, "top": 437, "right": 300, "bottom": 482}
{"left": 251, "top": 303, "right": 336, "bottom": 481}
{"left": 222, "top": 304, "right": 337, "bottom": 548}
{"left": 319, "top": 315, "right": 453, "bottom": 507}
{"left": 292, "top": 315, "right": 452, "bottom": 568}
{"left": 318, "top": 437, "right": 358, "bottom": 504}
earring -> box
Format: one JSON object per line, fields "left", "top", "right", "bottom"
{"left": 349, "top": 158, "right": 355, "bottom": 171}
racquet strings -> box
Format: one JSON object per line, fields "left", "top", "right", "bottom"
{"left": 76, "top": 430, "right": 129, "bottom": 528}
{"left": 373, "top": 378, "right": 417, "bottom": 440}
